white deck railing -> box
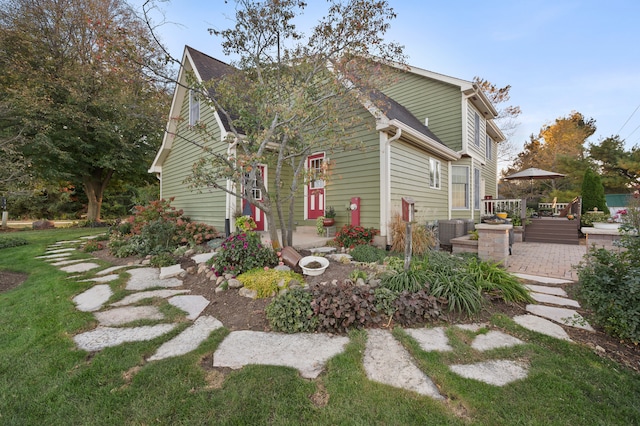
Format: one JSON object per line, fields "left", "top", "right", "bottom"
{"left": 481, "top": 199, "right": 525, "bottom": 217}
{"left": 538, "top": 202, "right": 569, "bottom": 215}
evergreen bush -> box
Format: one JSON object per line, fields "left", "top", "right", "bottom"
{"left": 581, "top": 168, "right": 609, "bottom": 215}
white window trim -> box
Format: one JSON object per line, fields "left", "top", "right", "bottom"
{"left": 486, "top": 134, "right": 493, "bottom": 160}
{"left": 474, "top": 112, "right": 480, "bottom": 147}
{"left": 473, "top": 167, "right": 481, "bottom": 210}
{"left": 429, "top": 158, "right": 441, "bottom": 190}
{"left": 189, "top": 89, "right": 200, "bottom": 126}
{"left": 451, "top": 165, "right": 469, "bottom": 210}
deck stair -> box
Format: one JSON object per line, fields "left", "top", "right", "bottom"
{"left": 524, "top": 218, "right": 580, "bottom": 245}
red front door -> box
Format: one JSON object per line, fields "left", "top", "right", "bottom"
{"left": 307, "top": 153, "right": 325, "bottom": 219}
{"left": 242, "top": 165, "right": 266, "bottom": 231}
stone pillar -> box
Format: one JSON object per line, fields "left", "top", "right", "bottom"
{"left": 475, "top": 223, "right": 512, "bottom": 267}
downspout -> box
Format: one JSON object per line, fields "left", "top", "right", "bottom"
{"left": 380, "top": 128, "right": 402, "bottom": 247}
{"left": 225, "top": 139, "right": 238, "bottom": 236}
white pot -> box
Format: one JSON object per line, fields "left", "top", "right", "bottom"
{"left": 593, "top": 222, "right": 620, "bottom": 230}
{"left": 299, "top": 256, "right": 329, "bottom": 276}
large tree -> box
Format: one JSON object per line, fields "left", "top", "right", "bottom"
{"left": 0, "top": 0, "right": 170, "bottom": 221}
{"left": 502, "top": 111, "right": 595, "bottom": 198}
{"left": 589, "top": 135, "right": 640, "bottom": 192}
{"left": 160, "top": 0, "right": 405, "bottom": 248}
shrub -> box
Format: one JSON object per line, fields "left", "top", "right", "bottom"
{"left": 212, "top": 232, "right": 278, "bottom": 276}
{"left": 350, "top": 244, "right": 386, "bottom": 263}
{"left": 334, "top": 224, "right": 378, "bottom": 249}
{"left": 266, "top": 288, "right": 317, "bottom": 333}
{"left": 580, "top": 211, "right": 608, "bottom": 227}
{"left": 581, "top": 168, "right": 609, "bottom": 215}
{"left": 82, "top": 240, "right": 105, "bottom": 252}
{"left": 427, "top": 270, "right": 483, "bottom": 316}
{"left": 374, "top": 286, "right": 399, "bottom": 317}
{"left": 237, "top": 268, "right": 303, "bottom": 298}
{"left": 140, "top": 219, "right": 178, "bottom": 254}
{"left": 149, "top": 252, "right": 177, "bottom": 268}
{"left": 576, "top": 211, "right": 640, "bottom": 343}
{"left": 391, "top": 290, "right": 445, "bottom": 326}
{"left": 381, "top": 268, "right": 429, "bottom": 293}
{"left": 0, "top": 237, "right": 28, "bottom": 250}
{"left": 389, "top": 212, "right": 436, "bottom": 255}
{"left": 465, "top": 257, "right": 533, "bottom": 303}
{"left": 310, "top": 282, "right": 381, "bottom": 333}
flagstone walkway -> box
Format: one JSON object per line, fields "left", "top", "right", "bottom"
{"left": 41, "top": 238, "right": 592, "bottom": 398}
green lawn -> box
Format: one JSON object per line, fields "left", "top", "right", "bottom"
{"left": 0, "top": 229, "right": 639, "bottom": 425}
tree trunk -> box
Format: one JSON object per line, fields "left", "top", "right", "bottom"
{"left": 265, "top": 211, "right": 281, "bottom": 250}
{"left": 82, "top": 169, "right": 113, "bottom": 222}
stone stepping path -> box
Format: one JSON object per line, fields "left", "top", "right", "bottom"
{"left": 126, "top": 268, "right": 182, "bottom": 290}
{"left": 73, "top": 285, "right": 113, "bottom": 312}
{"left": 471, "top": 331, "right": 524, "bottom": 352}
{"left": 450, "top": 360, "right": 529, "bottom": 386}
{"left": 37, "top": 253, "right": 73, "bottom": 260}
{"left": 46, "top": 247, "right": 76, "bottom": 254}
{"left": 513, "top": 315, "right": 572, "bottom": 341}
{"left": 79, "top": 274, "right": 120, "bottom": 283}
{"left": 149, "top": 316, "right": 223, "bottom": 361}
{"left": 530, "top": 292, "right": 580, "bottom": 308}
{"left": 524, "top": 284, "right": 567, "bottom": 297}
{"left": 159, "top": 264, "right": 185, "bottom": 279}
{"left": 42, "top": 240, "right": 596, "bottom": 395}
{"left": 111, "top": 289, "right": 191, "bottom": 307}
{"left": 60, "top": 262, "right": 101, "bottom": 273}
{"left": 513, "top": 273, "right": 571, "bottom": 285}
{"left": 51, "top": 258, "right": 87, "bottom": 267}
{"left": 213, "top": 331, "right": 350, "bottom": 379}
{"left": 96, "top": 265, "right": 134, "bottom": 276}
{"left": 364, "top": 329, "right": 443, "bottom": 399}
{"left": 526, "top": 305, "right": 594, "bottom": 331}
{"left": 95, "top": 306, "right": 164, "bottom": 326}
{"left": 191, "top": 252, "right": 216, "bottom": 264}
{"left": 404, "top": 327, "right": 452, "bottom": 352}
{"left": 73, "top": 324, "right": 178, "bottom": 352}
{"left": 167, "top": 295, "right": 209, "bottom": 320}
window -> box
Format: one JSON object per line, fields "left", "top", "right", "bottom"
{"left": 189, "top": 89, "right": 200, "bottom": 125}
{"left": 486, "top": 135, "right": 493, "bottom": 160}
{"left": 474, "top": 112, "right": 480, "bottom": 146}
{"left": 474, "top": 168, "right": 480, "bottom": 210}
{"left": 452, "top": 166, "right": 469, "bottom": 209}
{"left": 429, "top": 158, "right": 441, "bottom": 189}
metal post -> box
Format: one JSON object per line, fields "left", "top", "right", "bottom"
{"left": 404, "top": 222, "right": 412, "bottom": 271}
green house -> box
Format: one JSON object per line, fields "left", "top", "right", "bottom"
{"left": 149, "top": 46, "right": 504, "bottom": 247}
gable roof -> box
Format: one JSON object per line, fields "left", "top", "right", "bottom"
{"left": 186, "top": 46, "right": 236, "bottom": 132}
{"left": 150, "top": 47, "right": 465, "bottom": 173}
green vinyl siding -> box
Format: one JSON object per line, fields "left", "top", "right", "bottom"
{"left": 466, "top": 104, "right": 487, "bottom": 158}
{"left": 483, "top": 138, "right": 498, "bottom": 199}
{"left": 382, "top": 71, "right": 463, "bottom": 151}
{"left": 390, "top": 140, "right": 449, "bottom": 223}
{"left": 161, "top": 99, "right": 228, "bottom": 229}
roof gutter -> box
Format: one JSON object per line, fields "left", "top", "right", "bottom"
{"left": 377, "top": 119, "right": 461, "bottom": 161}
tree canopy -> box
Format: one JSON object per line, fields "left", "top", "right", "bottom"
{"left": 589, "top": 135, "right": 640, "bottom": 192}
{"left": 501, "top": 111, "right": 596, "bottom": 200}
{"left": 0, "top": 0, "right": 170, "bottom": 221}
{"left": 168, "top": 0, "right": 405, "bottom": 248}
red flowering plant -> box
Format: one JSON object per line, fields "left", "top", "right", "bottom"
{"left": 211, "top": 232, "right": 278, "bottom": 277}
{"left": 334, "top": 224, "right": 379, "bottom": 249}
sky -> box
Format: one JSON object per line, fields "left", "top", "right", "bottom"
{"left": 132, "top": 0, "right": 640, "bottom": 161}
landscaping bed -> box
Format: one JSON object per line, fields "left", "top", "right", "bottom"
{"left": 84, "top": 246, "right": 640, "bottom": 372}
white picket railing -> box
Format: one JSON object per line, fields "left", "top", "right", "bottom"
{"left": 481, "top": 199, "right": 524, "bottom": 217}
{"left": 538, "top": 202, "right": 569, "bottom": 215}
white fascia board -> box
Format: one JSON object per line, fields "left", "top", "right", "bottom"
{"left": 486, "top": 119, "right": 505, "bottom": 142}
{"left": 378, "top": 119, "right": 460, "bottom": 162}
{"left": 149, "top": 47, "right": 199, "bottom": 173}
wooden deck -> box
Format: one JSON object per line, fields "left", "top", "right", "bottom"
{"left": 524, "top": 218, "right": 580, "bottom": 245}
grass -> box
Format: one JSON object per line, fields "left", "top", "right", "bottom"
{"left": 0, "top": 228, "right": 639, "bottom": 424}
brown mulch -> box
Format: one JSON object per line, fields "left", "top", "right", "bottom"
{"left": 2, "top": 246, "right": 637, "bottom": 373}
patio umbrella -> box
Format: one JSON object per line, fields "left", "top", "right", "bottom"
{"left": 503, "top": 167, "right": 565, "bottom": 196}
